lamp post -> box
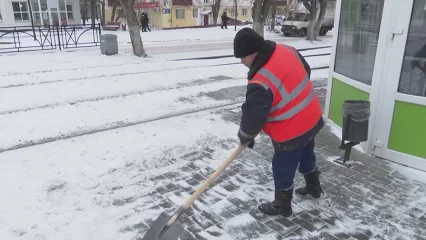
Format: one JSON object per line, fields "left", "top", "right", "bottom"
{"left": 234, "top": 0, "right": 237, "bottom": 31}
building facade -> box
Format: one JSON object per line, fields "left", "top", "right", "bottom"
{"left": 0, "top": 0, "right": 81, "bottom": 27}
{"left": 325, "top": 0, "right": 426, "bottom": 170}
{"left": 104, "top": 0, "right": 253, "bottom": 29}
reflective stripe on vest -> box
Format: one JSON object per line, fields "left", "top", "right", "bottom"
{"left": 255, "top": 44, "right": 314, "bottom": 122}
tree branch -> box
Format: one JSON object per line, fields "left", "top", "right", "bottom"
{"left": 302, "top": 0, "right": 312, "bottom": 13}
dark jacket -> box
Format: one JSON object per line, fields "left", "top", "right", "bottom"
{"left": 239, "top": 40, "right": 324, "bottom": 151}
{"left": 221, "top": 13, "right": 228, "bottom": 22}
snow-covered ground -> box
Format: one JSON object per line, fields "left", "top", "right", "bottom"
{"left": 1, "top": 27, "right": 425, "bottom": 240}
{"left": 0, "top": 24, "right": 333, "bottom": 55}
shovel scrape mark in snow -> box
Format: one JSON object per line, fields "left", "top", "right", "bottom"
{"left": 46, "top": 180, "right": 67, "bottom": 192}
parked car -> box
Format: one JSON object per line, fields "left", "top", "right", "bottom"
{"left": 281, "top": 2, "right": 335, "bottom": 37}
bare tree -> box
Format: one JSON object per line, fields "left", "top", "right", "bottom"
{"left": 110, "top": 0, "right": 120, "bottom": 21}
{"left": 313, "top": 0, "right": 328, "bottom": 38}
{"left": 252, "top": 0, "right": 272, "bottom": 36}
{"left": 303, "top": 0, "right": 316, "bottom": 40}
{"left": 270, "top": 0, "right": 276, "bottom": 31}
{"left": 80, "top": 0, "right": 88, "bottom": 25}
{"left": 91, "top": 0, "right": 96, "bottom": 28}
{"left": 97, "top": 0, "right": 106, "bottom": 26}
{"left": 282, "top": 0, "right": 300, "bottom": 16}
{"left": 211, "top": 0, "right": 222, "bottom": 26}
{"left": 118, "top": 0, "right": 147, "bottom": 57}
{"left": 303, "top": 0, "right": 329, "bottom": 40}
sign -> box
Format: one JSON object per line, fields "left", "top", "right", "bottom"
{"left": 162, "top": 8, "right": 170, "bottom": 14}
{"left": 134, "top": 2, "right": 159, "bottom": 9}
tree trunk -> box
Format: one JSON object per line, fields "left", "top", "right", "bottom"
{"left": 252, "top": 0, "right": 272, "bottom": 36}
{"left": 81, "top": 0, "right": 86, "bottom": 25}
{"left": 313, "top": 0, "right": 328, "bottom": 39}
{"left": 111, "top": 4, "right": 117, "bottom": 22}
{"left": 91, "top": 0, "right": 96, "bottom": 28}
{"left": 270, "top": 0, "right": 277, "bottom": 31}
{"left": 303, "top": 0, "right": 317, "bottom": 40}
{"left": 119, "top": 0, "right": 147, "bottom": 57}
{"left": 211, "top": 0, "right": 221, "bottom": 26}
{"left": 102, "top": 1, "right": 106, "bottom": 26}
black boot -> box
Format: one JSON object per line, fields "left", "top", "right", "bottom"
{"left": 258, "top": 188, "right": 293, "bottom": 217}
{"left": 295, "top": 168, "right": 324, "bottom": 198}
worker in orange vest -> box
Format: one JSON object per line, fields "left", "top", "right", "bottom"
{"left": 234, "top": 28, "right": 324, "bottom": 217}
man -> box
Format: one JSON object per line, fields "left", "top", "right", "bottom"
{"left": 234, "top": 28, "right": 324, "bottom": 217}
{"left": 221, "top": 12, "right": 228, "bottom": 29}
{"left": 140, "top": 13, "right": 146, "bottom": 32}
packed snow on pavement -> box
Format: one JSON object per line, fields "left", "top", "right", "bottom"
{"left": 1, "top": 28, "right": 425, "bottom": 240}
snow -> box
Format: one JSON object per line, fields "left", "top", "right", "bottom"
{"left": 390, "top": 162, "right": 426, "bottom": 184}
{"left": 7, "top": 27, "right": 423, "bottom": 240}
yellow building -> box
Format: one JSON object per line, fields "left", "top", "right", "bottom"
{"left": 104, "top": 0, "right": 253, "bottom": 30}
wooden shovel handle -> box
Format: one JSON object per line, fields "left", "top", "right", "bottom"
{"left": 166, "top": 144, "right": 247, "bottom": 226}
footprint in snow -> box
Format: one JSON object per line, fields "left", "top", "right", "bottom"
{"left": 9, "top": 228, "right": 27, "bottom": 236}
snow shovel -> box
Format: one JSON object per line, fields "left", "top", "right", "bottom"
{"left": 141, "top": 143, "right": 247, "bottom": 240}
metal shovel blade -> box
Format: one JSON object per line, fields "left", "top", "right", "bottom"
{"left": 141, "top": 212, "right": 184, "bottom": 240}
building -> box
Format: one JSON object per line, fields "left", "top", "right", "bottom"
{"left": 104, "top": 0, "right": 253, "bottom": 29}
{"left": 0, "top": 0, "right": 81, "bottom": 27}
{"left": 325, "top": 0, "right": 426, "bottom": 171}
{"left": 203, "top": 0, "right": 253, "bottom": 27}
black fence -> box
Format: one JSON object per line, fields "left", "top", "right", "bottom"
{"left": 0, "top": 24, "right": 101, "bottom": 54}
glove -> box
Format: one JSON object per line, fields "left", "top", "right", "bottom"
{"left": 238, "top": 130, "right": 255, "bottom": 149}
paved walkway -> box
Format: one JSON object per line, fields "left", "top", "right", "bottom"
{"left": 126, "top": 106, "right": 426, "bottom": 240}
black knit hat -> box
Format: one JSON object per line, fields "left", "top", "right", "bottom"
{"left": 233, "top": 28, "right": 265, "bottom": 58}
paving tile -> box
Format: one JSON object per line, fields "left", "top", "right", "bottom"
{"left": 264, "top": 219, "right": 294, "bottom": 236}
{"left": 225, "top": 226, "right": 249, "bottom": 240}
{"left": 179, "top": 230, "right": 198, "bottom": 240}
{"left": 186, "top": 225, "right": 210, "bottom": 240}
{"left": 130, "top": 108, "right": 426, "bottom": 240}
{"left": 333, "top": 232, "right": 353, "bottom": 240}
{"left": 235, "top": 221, "right": 271, "bottom": 239}
{"left": 249, "top": 208, "right": 272, "bottom": 223}
{"left": 220, "top": 180, "right": 239, "bottom": 192}
{"left": 217, "top": 209, "right": 235, "bottom": 220}
{"left": 274, "top": 217, "right": 300, "bottom": 232}
{"left": 178, "top": 213, "right": 195, "bottom": 227}
{"left": 349, "top": 232, "right": 370, "bottom": 240}
{"left": 419, "top": 214, "right": 426, "bottom": 223}
{"left": 318, "top": 232, "right": 340, "bottom": 240}
{"left": 199, "top": 210, "right": 226, "bottom": 226}
{"left": 292, "top": 226, "right": 316, "bottom": 238}
{"left": 186, "top": 178, "right": 200, "bottom": 187}
{"left": 291, "top": 216, "right": 318, "bottom": 232}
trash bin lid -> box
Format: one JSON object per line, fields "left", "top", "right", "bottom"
{"left": 102, "top": 34, "right": 117, "bottom": 39}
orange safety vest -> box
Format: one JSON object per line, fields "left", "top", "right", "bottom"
{"left": 249, "top": 44, "right": 322, "bottom": 143}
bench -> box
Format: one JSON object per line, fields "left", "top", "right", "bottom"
{"left": 103, "top": 21, "right": 121, "bottom": 31}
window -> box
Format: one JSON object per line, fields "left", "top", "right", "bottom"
{"left": 58, "top": 0, "right": 73, "bottom": 22}
{"left": 66, "top": 4, "right": 73, "bottom": 20}
{"left": 193, "top": 8, "right": 198, "bottom": 18}
{"left": 203, "top": 0, "right": 208, "bottom": 3}
{"left": 12, "top": 1, "right": 30, "bottom": 21}
{"left": 242, "top": 8, "right": 247, "bottom": 16}
{"left": 397, "top": 0, "right": 426, "bottom": 96}
{"left": 334, "top": 0, "right": 385, "bottom": 85}
{"left": 176, "top": 9, "right": 185, "bottom": 19}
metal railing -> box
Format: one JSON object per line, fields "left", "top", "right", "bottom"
{"left": 0, "top": 24, "right": 101, "bottom": 54}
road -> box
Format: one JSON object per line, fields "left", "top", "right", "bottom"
{"left": 121, "top": 35, "right": 333, "bottom": 55}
